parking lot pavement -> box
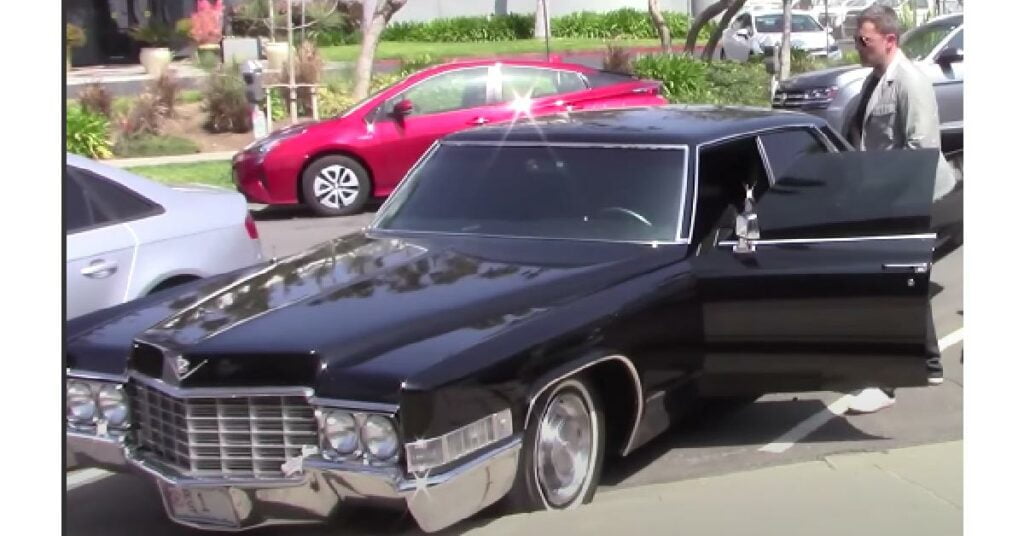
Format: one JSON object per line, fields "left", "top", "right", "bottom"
{"left": 65, "top": 211, "right": 962, "bottom": 535}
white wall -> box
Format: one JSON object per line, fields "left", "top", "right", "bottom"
{"left": 391, "top": 0, "right": 695, "bottom": 24}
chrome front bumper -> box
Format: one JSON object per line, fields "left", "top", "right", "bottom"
{"left": 67, "top": 431, "right": 522, "bottom": 533}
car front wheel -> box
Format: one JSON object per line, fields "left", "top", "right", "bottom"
{"left": 301, "top": 155, "right": 371, "bottom": 217}
{"left": 504, "top": 376, "right": 605, "bottom": 513}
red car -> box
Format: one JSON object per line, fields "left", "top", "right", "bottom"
{"left": 232, "top": 58, "right": 667, "bottom": 216}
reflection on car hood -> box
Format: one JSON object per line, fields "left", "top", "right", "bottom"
{"left": 68, "top": 232, "right": 685, "bottom": 400}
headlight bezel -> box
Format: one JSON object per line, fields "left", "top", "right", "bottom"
{"left": 66, "top": 378, "right": 130, "bottom": 433}
{"left": 315, "top": 408, "right": 400, "bottom": 465}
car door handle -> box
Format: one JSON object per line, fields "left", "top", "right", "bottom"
{"left": 882, "top": 262, "right": 930, "bottom": 273}
{"left": 467, "top": 117, "right": 490, "bottom": 125}
{"left": 81, "top": 259, "right": 118, "bottom": 279}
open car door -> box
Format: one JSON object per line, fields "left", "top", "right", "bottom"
{"left": 694, "top": 148, "right": 941, "bottom": 396}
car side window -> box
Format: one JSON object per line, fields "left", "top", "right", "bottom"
{"left": 758, "top": 129, "right": 829, "bottom": 184}
{"left": 692, "top": 136, "right": 771, "bottom": 245}
{"left": 389, "top": 67, "right": 491, "bottom": 117}
{"left": 65, "top": 170, "right": 97, "bottom": 234}
{"left": 69, "top": 166, "right": 161, "bottom": 226}
{"left": 940, "top": 29, "right": 963, "bottom": 56}
{"left": 499, "top": 67, "right": 585, "bottom": 102}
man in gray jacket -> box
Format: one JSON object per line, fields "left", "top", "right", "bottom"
{"left": 844, "top": 5, "right": 952, "bottom": 414}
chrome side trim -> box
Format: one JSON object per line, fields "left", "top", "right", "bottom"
{"left": 716, "top": 233, "right": 937, "bottom": 246}
{"left": 754, "top": 135, "right": 775, "bottom": 185}
{"left": 127, "top": 371, "right": 313, "bottom": 399}
{"left": 308, "top": 397, "right": 399, "bottom": 414}
{"left": 439, "top": 140, "right": 690, "bottom": 150}
{"left": 368, "top": 228, "right": 688, "bottom": 246}
{"left": 66, "top": 368, "right": 128, "bottom": 383}
{"left": 524, "top": 354, "right": 644, "bottom": 457}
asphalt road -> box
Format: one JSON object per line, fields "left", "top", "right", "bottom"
{"left": 66, "top": 209, "right": 962, "bottom": 535}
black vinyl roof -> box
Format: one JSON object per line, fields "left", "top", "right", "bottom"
{"left": 444, "top": 105, "right": 829, "bottom": 146}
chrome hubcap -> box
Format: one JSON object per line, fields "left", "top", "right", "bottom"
{"left": 313, "top": 165, "right": 360, "bottom": 209}
{"left": 536, "top": 389, "right": 594, "bottom": 507}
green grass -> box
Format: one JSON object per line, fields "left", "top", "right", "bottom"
{"left": 319, "top": 38, "right": 667, "bottom": 62}
{"left": 114, "top": 134, "right": 199, "bottom": 158}
{"left": 179, "top": 89, "right": 204, "bottom": 104}
{"left": 127, "top": 160, "right": 233, "bottom": 189}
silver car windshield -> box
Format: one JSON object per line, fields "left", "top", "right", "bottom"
{"left": 374, "top": 144, "right": 688, "bottom": 243}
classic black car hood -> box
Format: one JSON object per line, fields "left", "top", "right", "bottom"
{"left": 68, "top": 232, "right": 686, "bottom": 399}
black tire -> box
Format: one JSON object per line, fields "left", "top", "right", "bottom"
{"left": 300, "top": 155, "right": 371, "bottom": 217}
{"left": 503, "top": 375, "right": 605, "bottom": 514}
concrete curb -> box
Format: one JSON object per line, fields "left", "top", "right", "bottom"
{"left": 105, "top": 151, "right": 236, "bottom": 168}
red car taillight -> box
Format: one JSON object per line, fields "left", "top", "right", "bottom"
{"left": 244, "top": 213, "right": 259, "bottom": 240}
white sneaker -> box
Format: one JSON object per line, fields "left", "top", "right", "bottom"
{"left": 845, "top": 388, "right": 896, "bottom": 415}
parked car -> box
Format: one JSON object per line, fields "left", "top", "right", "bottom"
{"left": 842, "top": 0, "right": 936, "bottom": 38}
{"left": 718, "top": 8, "right": 841, "bottom": 61}
{"left": 772, "top": 13, "right": 963, "bottom": 174}
{"left": 232, "top": 58, "right": 667, "bottom": 217}
{"left": 66, "top": 106, "right": 960, "bottom": 533}
{"left": 65, "top": 154, "right": 263, "bottom": 319}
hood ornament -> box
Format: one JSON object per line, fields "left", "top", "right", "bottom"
{"left": 170, "top": 355, "right": 209, "bottom": 381}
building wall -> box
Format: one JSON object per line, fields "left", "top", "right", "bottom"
{"left": 391, "top": 0, "right": 695, "bottom": 24}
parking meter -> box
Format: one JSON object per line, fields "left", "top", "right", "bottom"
{"left": 241, "top": 60, "right": 268, "bottom": 138}
{"left": 762, "top": 45, "right": 780, "bottom": 104}
{"left": 241, "top": 60, "right": 264, "bottom": 104}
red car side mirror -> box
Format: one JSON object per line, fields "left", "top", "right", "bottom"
{"left": 392, "top": 99, "right": 414, "bottom": 118}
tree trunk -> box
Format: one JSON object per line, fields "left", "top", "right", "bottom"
{"left": 702, "top": 0, "right": 747, "bottom": 62}
{"left": 534, "top": 0, "right": 550, "bottom": 39}
{"left": 648, "top": 0, "right": 671, "bottom": 54}
{"left": 353, "top": 0, "right": 407, "bottom": 99}
{"left": 780, "top": 0, "right": 792, "bottom": 79}
{"left": 684, "top": 0, "right": 733, "bottom": 55}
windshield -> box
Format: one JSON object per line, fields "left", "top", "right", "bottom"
{"left": 374, "top": 144, "right": 688, "bottom": 242}
{"left": 756, "top": 14, "right": 823, "bottom": 33}
{"left": 901, "top": 17, "right": 960, "bottom": 60}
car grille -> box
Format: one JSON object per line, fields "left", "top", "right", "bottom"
{"left": 772, "top": 89, "right": 829, "bottom": 109}
{"left": 129, "top": 382, "right": 319, "bottom": 479}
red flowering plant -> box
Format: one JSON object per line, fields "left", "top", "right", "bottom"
{"left": 189, "top": 0, "right": 224, "bottom": 45}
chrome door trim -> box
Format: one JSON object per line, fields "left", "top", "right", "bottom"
{"left": 716, "top": 233, "right": 937, "bottom": 247}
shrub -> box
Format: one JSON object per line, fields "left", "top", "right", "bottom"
{"left": 78, "top": 83, "right": 113, "bottom": 118}
{"left": 149, "top": 72, "right": 181, "bottom": 117}
{"left": 296, "top": 40, "right": 323, "bottom": 114}
{"left": 602, "top": 45, "right": 634, "bottom": 75}
{"left": 383, "top": 14, "right": 533, "bottom": 42}
{"left": 113, "top": 134, "right": 199, "bottom": 158}
{"left": 66, "top": 105, "right": 113, "bottom": 159}
{"left": 117, "top": 92, "right": 167, "bottom": 138}
{"left": 66, "top": 23, "right": 86, "bottom": 48}
{"left": 633, "top": 54, "right": 770, "bottom": 107}
{"left": 203, "top": 63, "right": 252, "bottom": 133}
{"left": 317, "top": 80, "right": 358, "bottom": 117}
{"left": 398, "top": 54, "right": 441, "bottom": 76}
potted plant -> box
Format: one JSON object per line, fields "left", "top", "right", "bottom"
{"left": 66, "top": 23, "right": 86, "bottom": 71}
{"left": 189, "top": 0, "right": 225, "bottom": 65}
{"left": 129, "top": 20, "right": 180, "bottom": 76}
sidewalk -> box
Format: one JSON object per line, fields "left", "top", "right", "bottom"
{"left": 103, "top": 151, "right": 236, "bottom": 168}
{"left": 465, "top": 441, "right": 962, "bottom": 536}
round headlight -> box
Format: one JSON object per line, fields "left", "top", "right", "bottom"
{"left": 67, "top": 381, "right": 96, "bottom": 423}
{"left": 98, "top": 385, "right": 128, "bottom": 427}
{"left": 361, "top": 415, "right": 398, "bottom": 460}
{"left": 323, "top": 411, "right": 359, "bottom": 454}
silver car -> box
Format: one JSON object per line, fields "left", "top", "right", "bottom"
{"left": 772, "top": 13, "right": 963, "bottom": 172}
{"left": 65, "top": 154, "right": 264, "bottom": 319}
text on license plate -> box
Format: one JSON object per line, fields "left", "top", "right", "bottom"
{"left": 160, "top": 483, "right": 239, "bottom": 527}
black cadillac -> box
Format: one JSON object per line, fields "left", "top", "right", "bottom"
{"left": 65, "top": 106, "right": 962, "bottom": 532}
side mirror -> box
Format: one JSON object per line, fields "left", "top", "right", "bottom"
{"left": 392, "top": 99, "right": 414, "bottom": 118}
{"left": 736, "top": 28, "right": 751, "bottom": 39}
{"left": 936, "top": 47, "right": 963, "bottom": 65}
{"left": 733, "top": 192, "right": 760, "bottom": 254}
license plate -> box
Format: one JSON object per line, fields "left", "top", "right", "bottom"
{"left": 159, "top": 483, "right": 239, "bottom": 528}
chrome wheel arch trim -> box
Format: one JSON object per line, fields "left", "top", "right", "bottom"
{"left": 524, "top": 353, "right": 644, "bottom": 458}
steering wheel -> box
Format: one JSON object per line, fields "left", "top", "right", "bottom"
{"left": 594, "top": 206, "right": 653, "bottom": 227}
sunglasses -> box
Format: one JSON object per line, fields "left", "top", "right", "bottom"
{"left": 856, "top": 34, "right": 895, "bottom": 47}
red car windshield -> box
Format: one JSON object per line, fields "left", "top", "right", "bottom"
{"left": 375, "top": 144, "right": 688, "bottom": 242}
